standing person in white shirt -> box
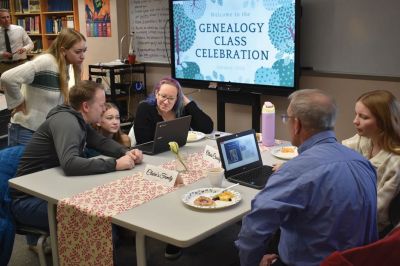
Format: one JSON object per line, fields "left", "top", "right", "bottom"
{"left": 0, "top": 8, "right": 33, "bottom": 75}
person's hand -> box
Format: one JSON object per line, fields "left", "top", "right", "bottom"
{"left": 2, "top": 51, "right": 12, "bottom": 59}
{"left": 16, "top": 48, "right": 26, "bottom": 54}
{"left": 11, "top": 101, "right": 27, "bottom": 117}
{"left": 126, "top": 149, "right": 143, "bottom": 164}
{"left": 259, "top": 254, "right": 279, "bottom": 266}
{"left": 115, "top": 154, "right": 136, "bottom": 170}
{"left": 272, "top": 163, "right": 283, "bottom": 172}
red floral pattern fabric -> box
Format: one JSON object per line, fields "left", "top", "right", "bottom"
{"left": 56, "top": 152, "right": 212, "bottom": 265}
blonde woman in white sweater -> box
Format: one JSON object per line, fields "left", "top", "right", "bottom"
{"left": 343, "top": 90, "right": 400, "bottom": 236}
{"left": 1, "top": 28, "right": 86, "bottom": 146}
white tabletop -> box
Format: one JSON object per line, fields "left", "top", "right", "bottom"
{"left": 112, "top": 177, "right": 258, "bottom": 247}
{"left": 8, "top": 136, "right": 285, "bottom": 266}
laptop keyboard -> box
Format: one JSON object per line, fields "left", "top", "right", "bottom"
{"left": 229, "top": 165, "right": 273, "bottom": 189}
{"left": 235, "top": 167, "right": 263, "bottom": 181}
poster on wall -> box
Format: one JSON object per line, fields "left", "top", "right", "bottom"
{"left": 85, "top": 0, "right": 111, "bottom": 37}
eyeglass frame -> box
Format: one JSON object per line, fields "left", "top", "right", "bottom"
{"left": 281, "top": 114, "right": 295, "bottom": 124}
{"left": 156, "top": 92, "right": 177, "bottom": 103}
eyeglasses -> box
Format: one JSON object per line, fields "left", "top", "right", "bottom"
{"left": 281, "top": 114, "right": 295, "bottom": 124}
{"left": 157, "top": 93, "right": 176, "bottom": 103}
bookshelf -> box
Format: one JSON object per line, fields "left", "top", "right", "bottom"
{"left": 4, "top": 0, "right": 80, "bottom": 53}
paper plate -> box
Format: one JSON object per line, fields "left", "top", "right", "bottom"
{"left": 271, "top": 146, "right": 298, "bottom": 160}
{"left": 182, "top": 188, "right": 241, "bottom": 209}
{"left": 187, "top": 131, "right": 206, "bottom": 142}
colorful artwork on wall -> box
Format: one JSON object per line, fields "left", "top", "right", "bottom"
{"left": 85, "top": 0, "right": 111, "bottom": 37}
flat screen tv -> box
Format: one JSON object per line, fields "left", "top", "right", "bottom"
{"left": 169, "top": 0, "right": 300, "bottom": 96}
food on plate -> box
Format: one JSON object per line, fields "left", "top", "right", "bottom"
{"left": 213, "top": 191, "right": 235, "bottom": 201}
{"left": 194, "top": 196, "right": 215, "bottom": 206}
{"left": 281, "top": 146, "right": 296, "bottom": 153}
{"left": 187, "top": 132, "right": 197, "bottom": 141}
{"left": 256, "top": 133, "right": 262, "bottom": 142}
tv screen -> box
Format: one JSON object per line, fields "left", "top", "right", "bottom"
{"left": 169, "top": 0, "right": 300, "bottom": 95}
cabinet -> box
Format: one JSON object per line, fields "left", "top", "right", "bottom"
{"left": 1, "top": 0, "right": 79, "bottom": 52}
{"left": 88, "top": 63, "right": 147, "bottom": 121}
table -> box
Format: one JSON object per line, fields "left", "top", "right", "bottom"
{"left": 8, "top": 137, "right": 284, "bottom": 266}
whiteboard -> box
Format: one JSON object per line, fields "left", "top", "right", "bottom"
{"left": 300, "top": 0, "right": 400, "bottom": 77}
{"left": 129, "top": 0, "right": 170, "bottom": 64}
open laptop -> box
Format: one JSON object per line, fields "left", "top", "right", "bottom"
{"left": 216, "top": 129, "right": 273, "bottom": 189}
{"left": 134, "top": 115, "right": 192, "bottom": 155}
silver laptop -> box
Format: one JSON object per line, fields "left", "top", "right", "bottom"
{"left": 134, "top": 115, "right": 192, "bottom": 155}
{"left": 216, "top": 129, "right": 273, "bottom": 189}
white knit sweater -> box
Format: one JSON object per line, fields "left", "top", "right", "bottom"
{"left": 343, "top": 134, "right": 400, "bottom": 231}
{"left": 1, "top": 53, "right": 65, "bottom": 131}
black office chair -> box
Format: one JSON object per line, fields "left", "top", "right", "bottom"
{"left": 379, "top": 191, "right": 400, "bottom": 238}
{"left": 389, "top": 191, "right": 400, "bottom": 228}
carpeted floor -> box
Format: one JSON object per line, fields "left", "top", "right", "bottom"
{"left": 8, "top": 223, "right": 241, "bottom": 266}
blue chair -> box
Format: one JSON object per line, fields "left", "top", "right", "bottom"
{"left": 0, "top": 145, "right": 49, "bottom": 266}
{"left": 0, "top": 145, "right": 25, "bottom": 265}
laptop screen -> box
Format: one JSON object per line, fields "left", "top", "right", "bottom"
{"left": 219, "top": 132, "right": 260, "bottom": 171}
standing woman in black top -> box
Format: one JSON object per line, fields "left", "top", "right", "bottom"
{"left": 134, "top": 77, "right": 213, "bottom": 144}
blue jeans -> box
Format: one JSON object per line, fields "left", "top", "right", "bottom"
{"left": 8, "top": 123, "right": 34, "bottom": 146}
{"left": 11, "top": 196, "right": 49, "bottom": 245}
{"left": 11, "top": 197, "right": 121, "bottom": 248}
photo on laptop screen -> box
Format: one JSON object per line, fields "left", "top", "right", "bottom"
{"left": 217, "top": 129, "right": 273, "bottom": 189}
{"left": 220, "top": 133, "right": 260, "bottom": 171}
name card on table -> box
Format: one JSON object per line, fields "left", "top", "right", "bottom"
{"left": 203, "top": 145, "right": 221, "bottom": 167}
{"left": 143, "top": 165, "right": 178, "bottom": 187}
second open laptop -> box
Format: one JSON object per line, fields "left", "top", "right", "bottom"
{"left": 216, "top": 129, "right": 273, "bottom": 189}
{"left": 134, "top": 115, "right": 192, "bottom": 155}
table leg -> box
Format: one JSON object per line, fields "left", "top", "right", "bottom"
{"left": 135, "top": 232, "right": 147, "bottom": 266}
{"left": 48, "top": 203, "right": 59, "bottom": 266}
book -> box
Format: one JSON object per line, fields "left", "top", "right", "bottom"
{"left": 66, "top": 15, "right": 74, "bottom": 28}
{"left": 21, "top": 0, "right": 29, "bottom": 13}
{"left": 28, "top": 0, "right": 40, "bottom": 13}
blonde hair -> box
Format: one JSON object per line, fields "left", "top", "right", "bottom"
{"left": 47, "top": 28, "right": 86, "bottom": 104}
{"left": 357, "top": 90, "right": 400, "bottom": 155}
{"left": 95, "top": 102, "right": 130, "bottom": 147}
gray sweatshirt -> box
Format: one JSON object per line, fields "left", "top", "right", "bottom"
{"left": 15, "top": 104, "right": 128, "bottom": 179}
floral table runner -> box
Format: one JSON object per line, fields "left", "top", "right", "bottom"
{"left": 56, "top": 152, "right": 213, "bottom": 265}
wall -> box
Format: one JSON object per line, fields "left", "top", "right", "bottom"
{"left": 78, "top": 2, "right": 400, "bottom": 142}
{"left": 301, "top": 0, "right": 400, "bottom": 77}
{"left": 78, "top": 0, "right": 128, "bottom": 79}
{"left": 146, "top": 64, "right": 400, "bottom": 141}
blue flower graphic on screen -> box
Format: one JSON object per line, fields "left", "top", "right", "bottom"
{"left": 176, "top": 62, "right": 203, "bottom": 79}
{"left": 173, "top": 4, "right": 196, "bottom": 65}
{"left": 243, "top": 0, "right": 259, "bottom": 8}
{"left": 210, "top": 0, "right": 223, "bottom": 6}
{"left": 205, "top": 71, "right": 225, "bottom": 82}
{"left": 183, "top": 0, "right": 206, "bottom": 20}
{"left": 272, "top": 59, "right": 294, "bottom": 87}
{"left": 263, "top": 0, "right": 292, "bottom": 11}
{"left": 268, "top": 4, "right": 295, "bottom": 54}
{"left": 254, "top": 67, "right": 280, "bottom": 86}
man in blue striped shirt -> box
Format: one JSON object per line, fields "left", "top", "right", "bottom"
{"left": 236, "top": 89, "right": 378, "bottom": 266}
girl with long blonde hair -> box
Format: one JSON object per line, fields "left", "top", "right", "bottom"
{"left": 1, "top": 28, "right": 86, "bottom": 146}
